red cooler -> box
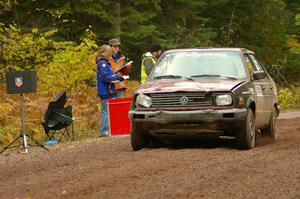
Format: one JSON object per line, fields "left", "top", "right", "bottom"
{"left": 107, "top": 97, "right": 132, "bottom": 136}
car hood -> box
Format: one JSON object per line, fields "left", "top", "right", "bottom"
{"left": 137, "top": 79, "right": 246, "bottom": 93}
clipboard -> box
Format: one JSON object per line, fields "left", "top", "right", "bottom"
{"left": 111, "top": 76, "right": 130, "bottom": 83}
{"left": 116, "top": 61, "right": 133, "bottom": 73}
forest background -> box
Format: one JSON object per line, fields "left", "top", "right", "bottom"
{"left": 0, "top": 0, "right": 299, "bottom": 146}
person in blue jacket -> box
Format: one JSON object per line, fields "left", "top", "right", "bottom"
{"left": 96, "top": 44, "right": 124, "bottom": 137}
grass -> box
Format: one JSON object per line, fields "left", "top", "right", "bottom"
{"left": 1, "top": 80, "right": 297, "bottom": 147}
{"left": 0, "top": 80, "right": 140, "bottom": 147}
{"left": 292, "top": 86, "right": 300, "bottom": 109}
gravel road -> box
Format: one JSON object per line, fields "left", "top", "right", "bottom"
{"left": 0, "top": 115, "right": 299, "bottom": 199}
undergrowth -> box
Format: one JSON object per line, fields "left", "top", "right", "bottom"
{"left": 0, "top": 81, "right": 140, "bottom": 147}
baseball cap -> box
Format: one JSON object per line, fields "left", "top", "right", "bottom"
{"left": 109, "top": 38, "right": 121, "bottom": 46}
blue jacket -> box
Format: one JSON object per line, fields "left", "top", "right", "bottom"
{"left": 96, "top": 58, "right": 122, "bottom": 99}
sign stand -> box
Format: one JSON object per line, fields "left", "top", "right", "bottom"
{"left": 0, "top": 94, "right": 48, "bottom": 154}
{"left": 0, "top": 71, "right": 48, "bottom": 154}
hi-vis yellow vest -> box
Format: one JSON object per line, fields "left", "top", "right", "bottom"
{"left": 141, "top": 52, "right": 156, "bottom": 83}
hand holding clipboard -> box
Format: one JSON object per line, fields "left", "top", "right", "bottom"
{"left": 116, "top": 61, "right": 133, "bottom": 75}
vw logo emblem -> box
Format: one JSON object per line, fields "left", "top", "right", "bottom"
{"left": 179, "top": 96, "right": 189, "bottom": 105}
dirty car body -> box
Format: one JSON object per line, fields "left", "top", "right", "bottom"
{"left": 129, "top": 48, "right": 279, "bottom": 150}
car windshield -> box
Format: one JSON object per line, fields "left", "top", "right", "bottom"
{"left": 149, "top": 51, "right": 247, "bottom": 80}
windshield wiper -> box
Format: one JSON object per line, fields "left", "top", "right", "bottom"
{"left": 154, "top": 75, "right": 194, "bottom": 81}
{"left": 221, "top": 76, "right": 238, "bottom": 80}
{"left": 191, "top": 74, "right": 221, "bottom": 78}
{"left": 191, "top": 74, "right": 238, "bottom": 80}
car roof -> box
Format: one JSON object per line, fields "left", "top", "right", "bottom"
{"left": 164, "top": 48, "right": 255, "bottom": 55}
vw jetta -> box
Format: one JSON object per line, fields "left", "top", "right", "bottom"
{"left": 130, "top": 48, "right": 279, "bottom": 150}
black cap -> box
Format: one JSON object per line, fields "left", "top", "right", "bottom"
{"left": 150, "top": 43, "right": 161, "bottom": 52}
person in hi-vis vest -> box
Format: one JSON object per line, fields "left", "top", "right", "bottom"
{"left": 140, "top": 43, "right": 162, "bottom": 83}
{"left": 108, "top": 38, "right": 132, "bottom": 98}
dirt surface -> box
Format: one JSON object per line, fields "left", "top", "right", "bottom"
{"left": 0, "top": 116, "right": 300, "bottom": 199}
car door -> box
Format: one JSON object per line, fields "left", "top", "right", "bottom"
{"left": 247, "top": 53, "right": 273, "bottom": 126}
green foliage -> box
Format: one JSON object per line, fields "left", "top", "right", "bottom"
{"left": 283, "top": 35, "right": 300, "bottom": 81}
{"left": 1, "top": 0, "right": 300, "bottom": 146}
{"left": 296, "top": 14, "right": 300, "bottom": 26}
{"left": 0, "top": 1, "right": 114, "bottom": 41}
{"left": 159, "top": 0, "right": 216, "bottom": 48}
{"left": 0, "top": 23, "right": 58, "bottom": 72}
{"left": 0, "top": 23, "right": 98, "bottom": 94}
{"left": 39, "top": 29, "right": 98, "bottom": 93}
{"left": 117, "top": 0, "right": 164, "bottom": 79}
{"left": 278, "top": 88, "right": 300, "bottom": 109}
{"left": 201, "top": 0, "right": 288, "bottom": 68}
{"left": 0, "top": 0, "right": 16, "bottom": 14}
{"left": 1, "top": 0, "right": 299, "bottom": 81}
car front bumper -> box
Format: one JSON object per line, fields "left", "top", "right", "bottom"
{"left": 129, "top": 108, "right": 247, "bottom": 136}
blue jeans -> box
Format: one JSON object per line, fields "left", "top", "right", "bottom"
{"left": 100, "top": 99, "right": 109, "bottom": 136}
{"left": 116, "top": 89, "right": 124, "bottom": 98}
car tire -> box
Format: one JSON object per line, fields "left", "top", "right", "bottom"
{"left": 130, "top": 123, "right": 149, "bottom": 151}
{"left": 149, "top": 135, "right": 163, "bottom": 148}
{"left": 237, "top": 108, "right": 256, "bottom": 150}
{"left": 262, "top": 106, "right": 278, "bottom": 142}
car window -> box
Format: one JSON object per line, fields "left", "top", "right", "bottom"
{"left": 248, "top": 54, "right": 263, "bottom": 71}
{"left": 244, "top": 55, "right": 254, "bottom": 75}
{"left": 150, "top": 51, "right": 247, "bottom": 80}
{"left": 246, "top": 53, "right": 269, "bottom": 80}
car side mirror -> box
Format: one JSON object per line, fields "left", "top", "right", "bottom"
{"left": 253, "top": 71, "right": 266, "bottom": 80}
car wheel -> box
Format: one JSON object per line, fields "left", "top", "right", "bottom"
{"left": 237, "top": 109, "right": 256, "bottom": 150}
{"left": 130, "top": 123, "right": 149, "bottom": 151}
{"left": 262, "top": 106, "right": 278, "bottom": 142}
{"left": 148, "top": 135, "right": 163, "bottom": 148}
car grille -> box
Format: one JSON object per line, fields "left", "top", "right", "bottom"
{"left": 149, "top": 92, "right": 213, "bottom": 108}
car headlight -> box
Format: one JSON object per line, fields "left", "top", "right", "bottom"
{"left": 135, "top": 93, "right": 152, "bottom": 108}
{"left": 216, "top": 94, "right": 232, "bottom": 106}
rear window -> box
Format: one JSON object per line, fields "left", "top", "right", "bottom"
{"left": 149, "top": 51, "right": 247, "bottom": 80}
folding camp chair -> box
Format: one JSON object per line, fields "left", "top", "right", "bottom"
{"left": 42, "top": 91, "right": 74, "bottom": 142}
